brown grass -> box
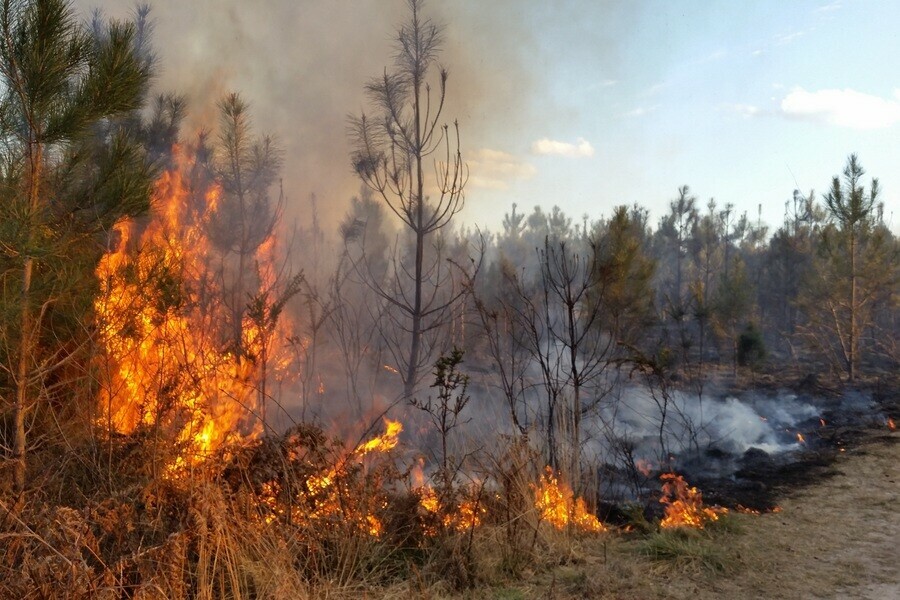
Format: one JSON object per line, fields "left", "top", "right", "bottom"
{"left": 3, "top": 424, "right": 897, "bottom": 599}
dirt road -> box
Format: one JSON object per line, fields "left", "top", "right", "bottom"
{"left": 688, "top": 433, "right": 899, "bottom": 600}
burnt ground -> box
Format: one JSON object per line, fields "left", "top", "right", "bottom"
{"left": 530, "top": 380, "right": 899, "bottom": 599}
{"left": 462, "top": 418, "right": 900, "bottom": 600}
{"left": 698, "top": 380, "right": 898, "bottom": 513}
{"left": 370, "top": 381, "right": 900, "bottom": 599}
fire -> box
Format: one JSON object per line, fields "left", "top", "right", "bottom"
{"left": 257, "top": 419, "right": 403, "bottom": 535}
{"left": 658, "top": 473, "right": 727, "bottom": 529}
{"left": 889, "top": 418, "right": 896, "bottom": 431}
{"left": 635, "top": 458, "right": 654, "bottom": 477}
{"left": 418, "top": 486, "right": 485, "bottom": 532}
{"left": 533, "top": 467, "right": 606, "bottom": 533}
{"left": 796, "top": 432, "right": 806, "bottom": 444}
{"left": 94, "top": 145, "right": 296, "bottom": 473}
{"left": 820, "top": 418, "right": 826, "bottom": 427}
{"left": 355, "top": 419, "right": 402, "bottom": 456}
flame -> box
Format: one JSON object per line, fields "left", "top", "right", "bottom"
{"left": 635, "top": 458, "right": 654, "bottom": 477}
{"left": 889, "top": 418, "right": 896, "bottom": 431}
{"left": 355, "top": 419, "right": 402, "bottom": 456}
{"left": 256, "top": 419, "right": 402, "bottom": 535}
{"left": 796, "top": 432, "right": 806, "bottom": 444}
{"left": 94, "top": 146, "right": 296, "bottom": 474}
{"left": 658, "top": 473, "right": 727, "bottom": 529}
{"left": 819, "top": 418, "right": 826, "bottom": 427}
{"left": 532, "top": 467, "right": 606, "bottom": 533}
{"left": 417, "top": 486, "right": 485, "bottom": 532}
{"left": 383, "top": 364, "right": 399, "bottom": 374}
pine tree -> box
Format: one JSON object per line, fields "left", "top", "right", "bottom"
{"left": 349, "top": 0, "right": 468, "bottom": 398}
{"left": 799, "top": 155, "right": 893, "bottom": 381}
{"left": 0, "top": 0, "right": 152, "bottom": 498}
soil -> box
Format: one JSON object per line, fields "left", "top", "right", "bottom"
{"left": 693, "top": 433, "right": 900, "bottom": 600}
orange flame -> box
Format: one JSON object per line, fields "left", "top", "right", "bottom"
{"left": 257, "top": 419, "right": 402, "bottom": 535}
{"left": 658, "top": 473, "right": 727, "bottom": 529}
{"left": 355, "top": 419, "right": 403, "bottom": 456}
{"left": 533, "top": 467, "right": 606, "bottom": 533}
{"left": 796, "top": 432, "right": 806, "bottom": 444}
{"left": 889, "top": 418, "right": 896, "bottom": 431}
{"left": 635, "top": 458, "right": 654, "bottom": 477}
{"left": 417, "top": 486, "right": 485, "bottom": 532}
{"left": 94, "top": 146, "right": 296, "bottom": 474}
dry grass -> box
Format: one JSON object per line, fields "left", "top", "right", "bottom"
{"left": 3, "top": 423, "right": 897, "bottom": 599}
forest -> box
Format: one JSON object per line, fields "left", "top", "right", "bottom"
{"left": 1, "top": 0, "right": 898, "bottom": 598}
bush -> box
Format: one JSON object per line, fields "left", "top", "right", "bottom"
{"left": 738, "top": 323, "right": 766, "bottom": 368}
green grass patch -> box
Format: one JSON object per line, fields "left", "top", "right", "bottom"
{"left": 639, "top": 527, "right": 734, "bottom": 573}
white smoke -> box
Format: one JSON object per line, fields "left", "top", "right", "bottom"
{"left": 590, "top": 387, "right": 822, "bottom": 468}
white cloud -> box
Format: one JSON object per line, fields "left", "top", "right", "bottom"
{"left": 623, "top": 104, "right": 660, "bottom": 118}
{"left": 775, "top": 30, "right": 804, "bottom": 45}
{"left": 780, "top": 87, "right": 900, "bottom": 129}
{"left": 815, "top": 1, "right": 842, "bottom": 13}
{"left": 727, "top": 103, "right": 763, "bottom": 118}
{"left": 530, "top": 137, "right": 595, "bottom": 158}
{"left": 467, "top": 148, "right": 536, "bottom": 190}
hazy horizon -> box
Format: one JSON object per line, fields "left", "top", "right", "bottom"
{"left": 77, "top": 0, "right": 900, "bottom": 235}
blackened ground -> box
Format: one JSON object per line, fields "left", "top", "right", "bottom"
{"left": 687, "top": 380, "right": 899, "bottom": 514}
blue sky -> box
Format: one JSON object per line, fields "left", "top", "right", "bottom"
{"left": 79, "top": 0, "right": 900, "bottom": 234}
{"left": 445, "top": 0, "right": 900, "bottom": 233}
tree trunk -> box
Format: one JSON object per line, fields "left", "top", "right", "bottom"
{"left": 14, "top": 258, "right": 33, "bottom": 498}
{"left": 848, "top": 228, "right": 857, "bottom": 382}
{"left": 404, "top": 62, "right": 426, "bottom": 400}
{"left": 567, "top": 302, "right": 581, "bottom": 484}
{"left": 14, "top": 140, "right": 43, "bottom": 499}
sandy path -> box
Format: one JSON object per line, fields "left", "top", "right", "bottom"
{"left": 704, "top": 434, "right": 899, "bottom": 600}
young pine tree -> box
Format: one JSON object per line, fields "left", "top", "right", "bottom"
{"left": 0, "top": 0, "right": 152, "bottom": 498}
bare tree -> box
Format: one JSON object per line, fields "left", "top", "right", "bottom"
{"left": 349, "top": 0, "right": 469, "bottom": 398}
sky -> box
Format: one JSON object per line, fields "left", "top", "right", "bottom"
{"left": 76, "top": 0, "right": 900, "bottom": 235}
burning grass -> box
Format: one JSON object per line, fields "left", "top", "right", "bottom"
{"left": 533, "top": 467, "right": 606, "bottom": 533}
{"left": 658, "top": 473, "right": 728, "bottom": 529}
{"left": 11, "top": 136, "right": 893, "bottom": 599}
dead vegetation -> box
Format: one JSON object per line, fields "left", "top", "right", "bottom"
{"left": 2, "top": 413, "right": 896, "bottom": 599}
